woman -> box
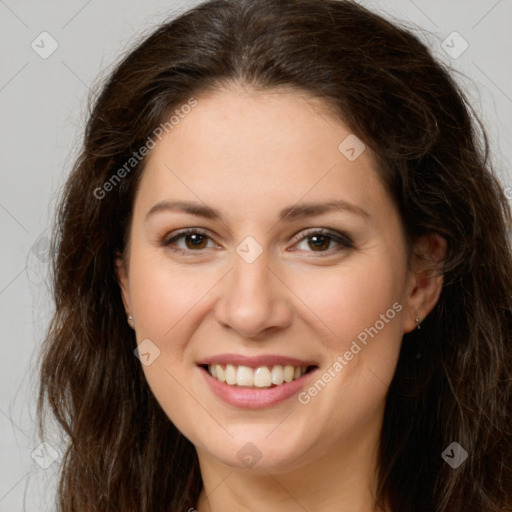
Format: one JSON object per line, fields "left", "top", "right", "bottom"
{"left": 37, "top": 0, "right": 512, "bottom": 510}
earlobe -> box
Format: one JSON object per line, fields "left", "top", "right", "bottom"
{"left": 403, "top": 233, "right": 447, "bottom": 333}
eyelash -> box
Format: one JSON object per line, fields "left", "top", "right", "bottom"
{"left": 161, "top": 227, "right": 354, "bottom": 257}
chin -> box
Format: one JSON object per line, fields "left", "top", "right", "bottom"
{"left": 193, "top": 424, "right": 317, "bottom": 474}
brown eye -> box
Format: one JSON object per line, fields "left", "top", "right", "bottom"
{"left": 292, "top": 228, "right": 353, "bottom": 255}
{"left": 307, "top": 234, "right": 332, "bottom": 251}
{"left": 183, "top": 233, "right": 208, "bottom": 250}
{"left": 163, "top": 229, "right": 217, "bottom": 254}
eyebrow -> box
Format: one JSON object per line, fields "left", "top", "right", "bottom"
{"left": 145, "top": 199, "right": 370, "bottom": 222}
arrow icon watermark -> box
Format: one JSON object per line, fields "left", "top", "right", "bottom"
{"left": 134, "top": 339, "right": 161, "bottom": 366}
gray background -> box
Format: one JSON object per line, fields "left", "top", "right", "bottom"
{"left": 1, "top": 0, "right": 511, "bottom": 509}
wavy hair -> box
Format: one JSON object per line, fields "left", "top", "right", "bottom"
{"left": 37, "top": 0, "right": 512, "bottom": 510}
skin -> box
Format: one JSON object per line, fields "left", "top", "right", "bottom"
{"left": 117, "top": 86, "right": 445, "bottom": 512}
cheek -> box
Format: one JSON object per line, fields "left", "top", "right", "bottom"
{"left": 127, "top": 250, "right": 209, "bottom": 432}
{"left": 291, "top": 257, "right": 405, "bottom": 346}
{"left": 129, "top": 248, "right": 209, "bottom": 341}
{"left": 288, "top": 258, "right": 406, "bottom": 444}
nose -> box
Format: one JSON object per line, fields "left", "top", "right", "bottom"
{"left": 214, "top": 250, "right": 293, "bottom": 339}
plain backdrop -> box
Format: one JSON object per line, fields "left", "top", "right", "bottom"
{"left": 1, "top": 0, "right": 511, "bottom": 509}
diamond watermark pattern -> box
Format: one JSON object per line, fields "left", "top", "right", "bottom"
{"left": 338, "top": 134, "right": 366, "bottom": 161}
{"left": 31, "top": 31, "right": 59, "bottom": 59}
{"left": 441, "top": 442, "right": 468, "bottom": 469}
{"left": 236, "top": 442, "right": 262, "bottom": 468}
{"left": 441, "top": 32, "right": 469, "bottom": 59}
{"left": 134, "top": 338, "right": 161, "bottom": 366}
{"left": 31, "top": 442, "right": 59, "bottom": 469}
{"left": 236, "top": 236, "right": 263, "bottom": 264}
{"left": 31, "top": 235, "right": 51, "bottom": 262}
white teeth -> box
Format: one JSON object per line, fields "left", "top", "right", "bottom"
{"left": 225, "top": 364, "right": 237, "bottom": 385}
{"left": 236, "top": 365, "right": 254, "bottom": 387}
{"left": 254, "top": 366, "right": 271, "bottom": 387}
{"left": 283, "top": 365, "right": 294, "bottom": 383}
{"left": 271, "top": 365, "right": 284, "bottom": 385}
{"left": 207, "top": 363, "right": 309, "bottom": 388}
{"left": 216, "top": 364, "right": 225, "bottom": 382}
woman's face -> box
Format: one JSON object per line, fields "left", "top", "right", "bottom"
{"left": 117, "top": 86, "right": 427, "bottom": 473}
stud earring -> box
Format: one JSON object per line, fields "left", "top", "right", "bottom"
{"left": 414, "top": 313, "right": 423, "bottom": 359}
{"left": 127, "top": 315, "right": 135, "bottom": 328}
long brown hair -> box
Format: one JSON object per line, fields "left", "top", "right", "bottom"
{"left": 37, "top": 0, "right": 512, "bottom": 510}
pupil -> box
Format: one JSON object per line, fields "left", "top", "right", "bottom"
{"left": 187, "top": 234, "right": 206, "bottom": 249}
{"left": 309, "top": 235, "right": 329, "bottom": 251}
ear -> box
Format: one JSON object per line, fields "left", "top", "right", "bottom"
{"left": 115, "top": 251, "right": 131, "bottom": 316}
{"left": 403, "top": 233, "right": 446, "bottom": 333}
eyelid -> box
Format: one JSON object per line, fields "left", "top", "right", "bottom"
{"left": 289, "top": 227, "right": 353, "bottom": 246}
{"left": 162, "top": 227, "right": 219, "bottom": 250}
{"left": 287, "top": 227, "right": 353, "bottom": 255}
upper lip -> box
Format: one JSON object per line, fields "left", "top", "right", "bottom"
{"left": 196, "top": 353, "right": 317, "bottom": 368}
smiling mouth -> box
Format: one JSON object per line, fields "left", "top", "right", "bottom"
{"left": 201, "top": 364, "right": 317, "bottom": 388}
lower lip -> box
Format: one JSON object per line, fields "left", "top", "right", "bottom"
{"left": 199, "top": 366, "right": 317, "bottom": 409}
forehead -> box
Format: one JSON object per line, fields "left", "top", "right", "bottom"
{"left": 134, "top": 86, "right": 392, "bottom": 224}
